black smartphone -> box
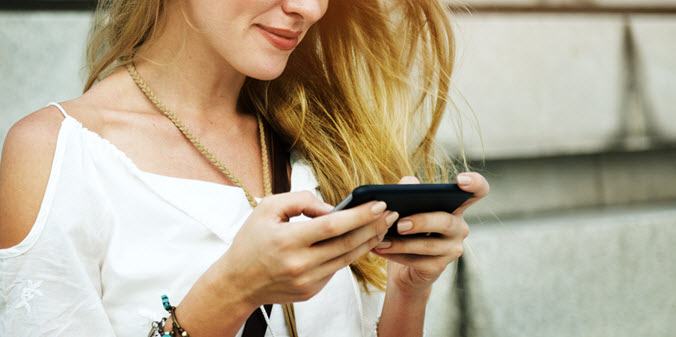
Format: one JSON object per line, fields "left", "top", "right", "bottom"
{"left": 330, "top": 184, "right": 472, "bottom": 237}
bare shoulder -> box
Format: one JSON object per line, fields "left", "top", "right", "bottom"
{"left": 0, "top": 105, "right": 67, "bottom": 249}
{"left": 0, "top": 68, "right": 149, "bottom": 249}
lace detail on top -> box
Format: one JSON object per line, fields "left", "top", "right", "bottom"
{"left": 15, "top": 280, "right": 44, "bottom": 314}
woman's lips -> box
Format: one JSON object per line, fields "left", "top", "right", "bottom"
{"left": 256, "top": 24, "right": 301, "bottom": 51}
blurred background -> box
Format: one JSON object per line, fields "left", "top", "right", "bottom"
{"left": 1, "top": 0, "right": 674, "bottom": 336}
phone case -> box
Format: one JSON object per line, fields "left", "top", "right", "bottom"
{"left": 333, "top": 184, "right": 473, "bottom": 237}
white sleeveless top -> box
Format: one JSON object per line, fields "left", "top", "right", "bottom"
{"left": 0, "top": 103, "right": 384, "bottom": 337}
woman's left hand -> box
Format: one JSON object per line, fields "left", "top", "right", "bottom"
{"left": 372, "top": 172, "right": 489, "bottom": 295}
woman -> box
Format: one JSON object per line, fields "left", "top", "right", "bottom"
{"left": 0, "top": 0, "right": 489, "bottom": 336}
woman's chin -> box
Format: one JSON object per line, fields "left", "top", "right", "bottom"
{"left": 247, "top": 68, "right": 286, "bottom": 81}
{"left": 250, "top": 72, "right": 284, "bottom": 81}
{"left": 239, "top": 56, "right": 289, "bottom": 81}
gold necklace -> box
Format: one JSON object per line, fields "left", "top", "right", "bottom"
{"left": 126, "top": 63, "right": 271, "bottom": 207}
{"left": 126, "top": 63, "right": 299, "bottom": 337}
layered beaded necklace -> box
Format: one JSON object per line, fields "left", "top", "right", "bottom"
{"left": 126, "top": 63, "right": 271, "bottom": 207}
{"left": 126, "top": 63, "right": 297, "bottom": 337}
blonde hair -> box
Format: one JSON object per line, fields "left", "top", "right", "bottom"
{"left": 85, "top": 0, "right": 459, "bottom": 290}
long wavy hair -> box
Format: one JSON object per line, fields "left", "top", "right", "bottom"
{"left": 85, "top": 0, "right": 460, "bottom": 290}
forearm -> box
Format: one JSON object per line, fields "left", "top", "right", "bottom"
{"left": 164, "top": 265, "right": 259, "bottom": 337}
{"left": 169, "top": 291, "right": 255, "bottom": 337}
{"left": 377, "top": 285, "right": 431, "bottom": 337}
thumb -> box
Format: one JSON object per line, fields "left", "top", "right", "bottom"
{"left": 453, "top": 172, "right": 490, "bottom": 216}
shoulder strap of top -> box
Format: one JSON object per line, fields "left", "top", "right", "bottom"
{"left": 47, "top": 102, "right": 71, "bottom": 119}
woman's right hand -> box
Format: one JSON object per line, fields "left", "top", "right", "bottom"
{"left": 175, "top": 191, "right": 397, "bottom": 336}
{"left": 221, "top": 191, "right": 397, "bottom": 305}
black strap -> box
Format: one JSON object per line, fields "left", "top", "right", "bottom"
{"left": 241, "top": 126, "right": 291, "bottom": 337}
{"left": 269, "top": 126, "right": 291, "bottom": 195}
{"left": 241, "top": 304, "right": 273, "bottom": 337}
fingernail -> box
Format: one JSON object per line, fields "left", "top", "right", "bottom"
{"left": 377, "top": 230, "right": 387, "bottom": 241}
{"left": 398, "top": 220, "right": 413, "bottom": 233}
{"left": 377, "top": 241, "right": 391, "bottom": 249}
{"left": 371, "top": 201, "right": 387, "bottom": 215}
{"left": 385, "top": 212, "right": 399, "bottom": 227}
{"left": 457, "top": 175, "right": 472, "bottom": 186}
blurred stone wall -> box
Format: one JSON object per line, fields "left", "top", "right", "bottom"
{"left": 0, "top": 1, "right": 674, "bottom": 337}
{"left": 428, "top": 1, "right": 676, "bottom": 337}
{"left": 0, "top": 10, "right": 91, "bottom": 149}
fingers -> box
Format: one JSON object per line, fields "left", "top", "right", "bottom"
{"left": 311, "top": 211, "right": 398, "bottom": 262}
{"left": 258, "top": 191, "right": 333, "bottom": 221}
{"left": 281, "top": 236, "right": 384, "bottom": 303}
{"left": 372, "top": 250, "right": 456, "bottom": 275}
{"left": 395, "top": 212, "right": 469, "bottom": 238}
{"left": 374, "top": 236, "right": 464, "bottom": 259}
{"left": 398, "top": 176, "right": 420, "bottom": 184}
{"left": 282, "top": 255, "right": 357, "bottom": 303}
{"left": 268, "top": 208, "right": 398, "bottom": 302}
{"left": 374, "top": 212, "right": 468, "bottom": 258}
{"left": 453, "top": 172, "right": 490, "bottom": 216}
{"left": 301, "top": 201, "right": 390, "bottom": 245}
{"left": 312, "top": 236, "right": 383, "bottom": 281}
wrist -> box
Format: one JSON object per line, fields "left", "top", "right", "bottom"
{"left": 379, "top": 281, "right": 430, "bottom": 337}
{"left": 388, "top": 279, "right": 433, "bottom": 301}
{"left": 202, "top": 256, "right": 260, "bottom": 314}
{"left": 172, "top": 259, "right": 259, "bottom": 336}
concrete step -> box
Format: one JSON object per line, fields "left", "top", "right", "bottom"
{"left": 425, "top": 201, "right": 676, "bottom": 337}
{"left": 464, "top": 148, "right": 676, "bottom": 218}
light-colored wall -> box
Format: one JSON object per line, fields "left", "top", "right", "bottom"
{"left": 3, "top": 11, "right": 674, "bottom": 162}
{"left": 0, "top": 11, "right": 91, "bottom": 153}
{"left": 441, "top": 13, "right": 676, "bottom": 159}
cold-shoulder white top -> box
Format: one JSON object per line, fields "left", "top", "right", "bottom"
{"left": 0, "top": 103, "right": 384, "bottom": 337}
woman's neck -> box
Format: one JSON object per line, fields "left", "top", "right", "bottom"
{"left": 133, "top": 4, "right": 247, "bottom": 122}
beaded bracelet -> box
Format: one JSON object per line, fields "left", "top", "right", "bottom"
{"left": 148, "top": 317, "right": 169, "bottom": 337}
{"left": 161, "top": 294, "right": 190, "bottom": 337}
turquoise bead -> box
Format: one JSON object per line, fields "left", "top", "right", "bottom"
{"left": 161, "top": 294, "right": 171, "bottom": 310}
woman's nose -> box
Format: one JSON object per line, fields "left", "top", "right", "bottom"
{"left": 282, "top": 0, "right": 329, "bottom": 23}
